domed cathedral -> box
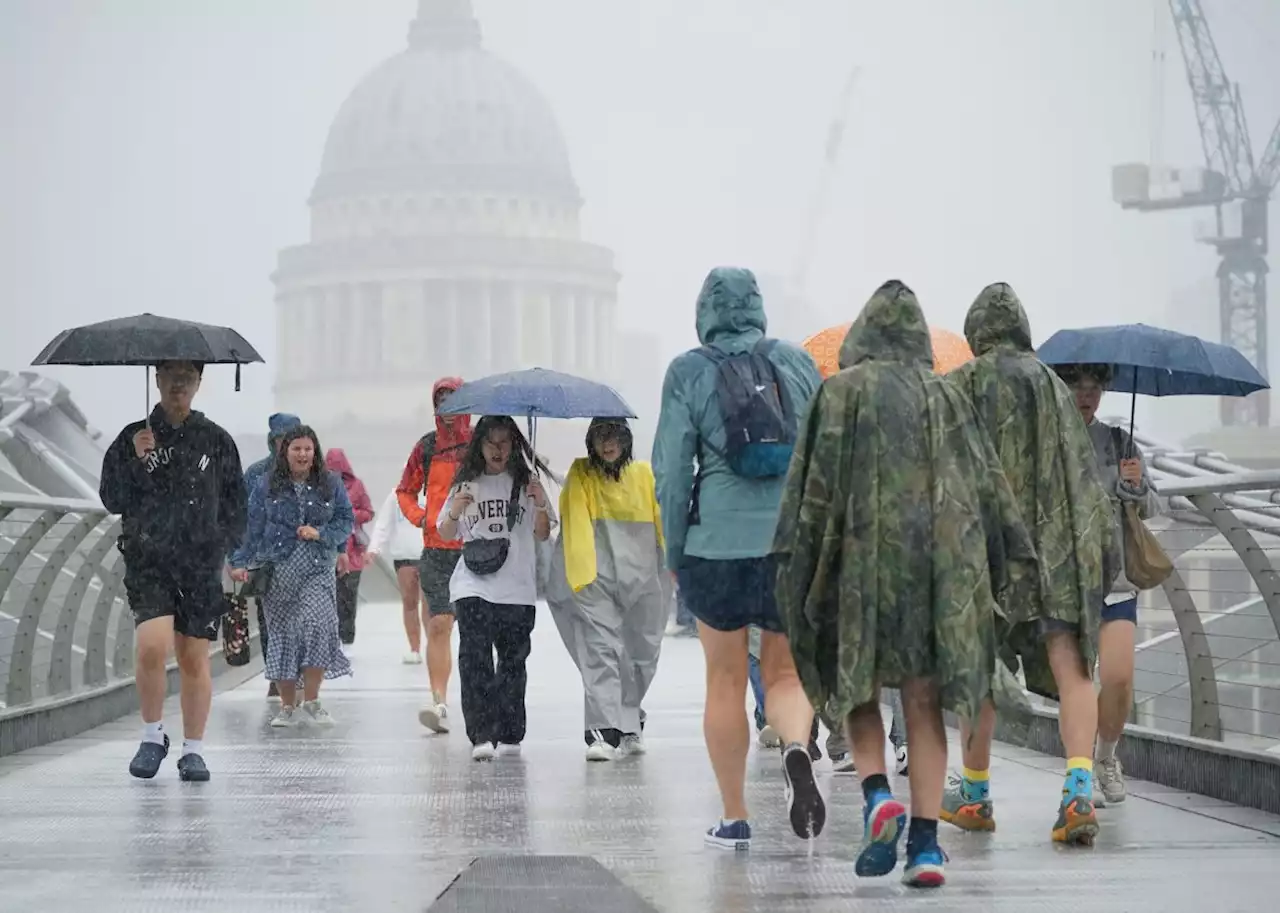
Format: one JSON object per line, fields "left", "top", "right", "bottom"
{"left": 272, "top": 0, "right": 621, "bottom": 495}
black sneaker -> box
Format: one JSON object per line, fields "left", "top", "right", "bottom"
{"left": 129, "top": 735, "right": 170, "bottom": 779}
{"left": 782, "top": 742, "right": 827, "bottom": 839}
{"left": 177, "top": 753, "right": 211, "bottom": 782}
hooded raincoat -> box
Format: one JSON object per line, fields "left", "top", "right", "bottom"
{"left": 396, "top": 376, "right": 473, "bottom": 551}
{"left": 652, "top": 267, "right": 821, "bottom": 571}
{"left": 546, "top": 419, "right": 670, "bottom": 736}
{"left": 948, "top": 284, "right": 1119, "bottom": 699}
{"left": 325, "top": 448, "right": 374, "bottom": 571}
{"left": 773, "top": 280, "right": 1037, "bottom": 723}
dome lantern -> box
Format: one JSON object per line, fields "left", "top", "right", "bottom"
{"left": 407, "top": 0, "right": 481, "bottom": 51}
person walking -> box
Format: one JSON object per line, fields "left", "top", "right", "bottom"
{"left": 546, "top": 418, "right": 668, "bottom": 762}
{"left": 236, "top": 413, "right": 302, "bottom": 700}
{"left": 397, "top": 377, "right": 472, "bottom": 734}
{"left": 1054, "top": 361, "right": 1161, "bottom": 807}
{"left": 773, "top": 280, "right": 1038, "bottom": 887}
{"left": 652, "top": 266, "right": 822, "bottom": 851}
{"left": 325, "top": 448, "right": 374, "bottom": 646}
{"left": 100, "top": 360, "right": 246, "bottom": 782}
{"left": 231, "top": 426, "right": 354, "bottom": 726}
{"left": 436, "top": 416, "right": 554, "bottom": 761}
{"left": 942, "top": 283, "right": 1118, "bottom": 845}
{"left": 367, "top": 488, "right": 432, "bottom": 663}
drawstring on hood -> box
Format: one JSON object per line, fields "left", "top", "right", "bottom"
{"left": 964, "top": 282, "right": 1034, "bottom": 357}
{"left": 695, "top": 267, "right": 767, "bottom": 345}
{"left": 839, "top": 280, "right": 935, "bottom": 371}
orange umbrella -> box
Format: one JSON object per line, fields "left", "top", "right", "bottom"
{"left": 801, "top": 323, "right": 974, "bottom": 379}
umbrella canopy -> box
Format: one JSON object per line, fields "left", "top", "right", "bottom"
{"left": 1036, "top": 323, "right": 1269, "bottom": 397}
{"left": 802, "top": 322, "right": 974, "bottom": 379}
{"left": 31, "top": 313, "right": 265, "bottom": 368}
{"left": 435, "top": 367, "right": 636, "bottom": 420}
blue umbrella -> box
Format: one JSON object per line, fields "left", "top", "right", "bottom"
{"left": 1036, "top": 324, "right": 1268, "bottom": 397}
{"left": 1037, "top": 323, "right": 1269, "bottom": 456}
{"left": 436, "top": 368, "right": 636, "bottom": 457}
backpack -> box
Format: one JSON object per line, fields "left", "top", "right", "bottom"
{"left": 693, "top": 339, "right": 798, "bottom": 479}
{"left": 418, "top": 431, "right": 466, "bottom": 484}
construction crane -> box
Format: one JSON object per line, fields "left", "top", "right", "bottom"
{"left": 1112, "top": 0, "right": 1280, "bottom": 427}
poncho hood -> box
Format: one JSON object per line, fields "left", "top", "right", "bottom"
{"left": 838, "top": 279, "right": 935, "bottom": 370}
{"left": 964, "top": 282, "right": 1034, "bottom": 357}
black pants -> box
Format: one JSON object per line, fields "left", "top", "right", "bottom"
{"left": 456, "top": 598, "right": 535, "bottom": 746}
{"left": 337, "top": 571, "right": 362, "bottom": 644}
{"left": 255, "top": 597, "right": 269, "bottom": 656}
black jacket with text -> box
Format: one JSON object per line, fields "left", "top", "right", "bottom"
{"left": 99, "top": 406, "right": 247, "bottom": 577}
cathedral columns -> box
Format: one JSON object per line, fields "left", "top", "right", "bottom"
{"left": 575, "top": 293, "right": 596, "bottom": 379}
{"left": 550, "top": 288, "right": 573, "bottom": 372}
{"left": 594, "top": 296, "right": 616, "bottom": 383}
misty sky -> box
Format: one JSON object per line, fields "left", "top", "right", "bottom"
{"left": 2, "top": 0, "right": 1278, "bottom": 442}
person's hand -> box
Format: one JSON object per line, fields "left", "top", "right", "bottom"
{"left": 230, "top": 567, "right": 249, "bottom": 583}
{"left": 1119, "top": 458, "right": 1142, "bottom": 485}
{"left": 365, "top": 548, "right": 379, "bottom": 562}
{"left": 132, "top": 429, "right": 156, "bottom": 459}
{"left": 297, "top": 525, "right": 320, "bottom": 541}
{"left": 336, "top": 552, "right": 350, "bottom": 575}
{"left": 448, "top": 489, "right": 474, "bottom": 520}
{"left": 526, "top": 477, "right": 547, "bottom": 508}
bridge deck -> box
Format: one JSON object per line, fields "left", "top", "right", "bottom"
{"left": 1, "top": 605, "right": 1277, "bottom": 912}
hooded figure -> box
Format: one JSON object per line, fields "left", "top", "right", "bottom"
{"left": 948, "top": 283, "right": 1118, "bottom": 698}
{"left": 773, "top": 280, "right": 1036, "bottom": 725}
{"left": 325, "top": 448, "right": 374, "bottom": 645}
{"left": 244, "top": 413, "right": 302, "bottom": 494}
{"left": 546, "top": 417, "right": 669, "bottom": 759}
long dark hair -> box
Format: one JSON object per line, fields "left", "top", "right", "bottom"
{"left": 452, "top": 415, "right": 550, "bottom": 490}
{"left": 586, "top": 417, "right": 633, "bottom": 481}
{"left": 270, "top": 425, "right": 330, "bottom": 496}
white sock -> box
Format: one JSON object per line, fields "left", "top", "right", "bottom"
{"left": 142, "top": 721, "right": 165, "bottom": 745}
{"left": 1096, "top": 738, "right": 1119, "bottom": 761}
{"left": 181, "top": 739, "right": 203, "bottom": 758}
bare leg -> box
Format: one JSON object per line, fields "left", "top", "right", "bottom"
{"left": 135, "top": 616, "right": 174, "bottom": 725}
{"left": 1046, "top": 632, "right": 1099, "bottom": 761}
{"left": 957, "top": 700, "right": 996, "bottom": 771}
{"left": 426, "top": 613, "right": 455, "bottom": 699}
{"left": 846, "top": 699, "right": 887, "bottom": 777}
{"left": 398, "top": 567, "right": 422, "bottom": 653}
{"left": 277, "top": 680, "right": 298, "bottom": 707}
{"left": 697, "top": 622, "right": 750, "bottom": 821}
{"left": 758, "top": 630, "right": 814, "bottom": 746}
{"left": 901, "top": 677, "right": 947, "bottom": 820}
{"left": 302, "top": 667, "right": 324, "bottom": 702}
{"left": 1097, "top": 620, "right": 1136, "bottom": 743}
{"left": 173, "top": 634, "right": 212, "bottom": 740}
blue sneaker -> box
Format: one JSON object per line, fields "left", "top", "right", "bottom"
{"left": 704, "top": 819, "right": 751, "bottom": 851}
{"left": 128, "top": 735, "right": 170, "bottom": 780}
{"left": 902, "top": 844, "right": 947, "bottom": 888}
{"left": 854, "top": 793, "right": 907, "bottom": 877}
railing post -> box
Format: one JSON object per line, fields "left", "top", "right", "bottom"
{"left": 48, "top": 515, "right": 118, "bottom": 697}
{"left": 7, "top": 512, "right": 98, "bottom": 707}
{"left": 1158, "top": 567, "right": 1223, "bottom": 741}
{"left": 1186, "top": 491, "right": 1280, "bottom": 642}
{"left": 2, "top": 509, "right": 63, "bottom": 707}
{"left": 82, "top": 530, "right": 125, "bottom": 687}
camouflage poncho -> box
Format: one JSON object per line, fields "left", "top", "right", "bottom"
{"left": 948, "top": 283, "right": 1118, "bottom": 700}
{"left": 773, "top": 280, "right": 1037, "bottom": 723}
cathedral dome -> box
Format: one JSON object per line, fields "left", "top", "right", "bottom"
{"left": 311, "top": 0, "right": 579, "bottom": 205}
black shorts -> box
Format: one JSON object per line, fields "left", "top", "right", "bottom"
{"left": 123, "top": 563, "right": 227, "bottom": 641}
{"left": 676, "top": 555, "right": 783, "bottom": 633}
{"left": 418, "top": 547, "right": 462, "bottom": 616}
{"left": 393, "top": 559, "right": 418, "bottom": 572}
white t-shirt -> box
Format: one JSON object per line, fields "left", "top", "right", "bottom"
{"left": 435, "top": 470, "right": 551, "bottom": 607}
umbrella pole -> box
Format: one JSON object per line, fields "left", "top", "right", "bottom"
{"left": 1126, "top": 366, "right": 1137, "bottom": 459}
{"left": 145, "top": 366, "right": 152, "bottom": 431}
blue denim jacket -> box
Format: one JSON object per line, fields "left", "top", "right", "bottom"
{"left": 231, "top": 469, "right": 353, "bottom": 570}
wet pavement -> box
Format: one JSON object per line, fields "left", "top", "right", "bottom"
{"left": 0, "top": 602, "right": 1277, "bottom": 912}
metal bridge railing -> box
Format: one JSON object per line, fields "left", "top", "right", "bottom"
{"left": 1134, "top": 470, "right": 1280, "bottom": 753}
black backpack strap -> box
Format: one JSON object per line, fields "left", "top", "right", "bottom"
{"left": 420, "top": 432, "right": 437, "bottom": 487}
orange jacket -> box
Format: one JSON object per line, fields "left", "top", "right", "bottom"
{"left": 396, "top": 435, "right": 463, "bottom": 551}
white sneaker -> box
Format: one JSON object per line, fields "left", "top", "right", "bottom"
{"left": 586, "top": 734, "right": 616, "bottom": 762}
{"left": 758, "top": 725, "right": 782, "bottom": 749}
{"left": 302, "top": 700, "right": 335, "bottom": 726}
{"left": 620, "top": 733, "right": 645, "bottom": 756}
{"left": 496, "top": 743, "right": 522, "bottom": 757}
{"left": 270, "top": 705, "right": 296, "bottom": 728}
{"left": 472, "top": 742, "right": 496, "bottom": 762}
{"left": 418, "top": 702, "right": 450, "bottom": 733}
{"left": 402, "top": 651, "right": 423, "bottom": 665}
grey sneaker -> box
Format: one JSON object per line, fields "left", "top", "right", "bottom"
{"left": 1095, "top": 756, "right": 1126, "bottom": 806}
{"left": 302, "top": 700, "right": 335, "bottom": 727}
{"left": 270, "top": 705, "right": 296, "bottom": 728}
{"left": 939, "top": 773, "right": 996, "bottom": 832}
{"left": 758, "top": 724, "right": 782, "bottom": 749}
{"left": 620, "top": 733, "right": 645, "bottom": 756}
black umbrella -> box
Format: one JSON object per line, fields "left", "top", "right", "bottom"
{"left": 32, "top": 313, "right": 265, "bottom": 424}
